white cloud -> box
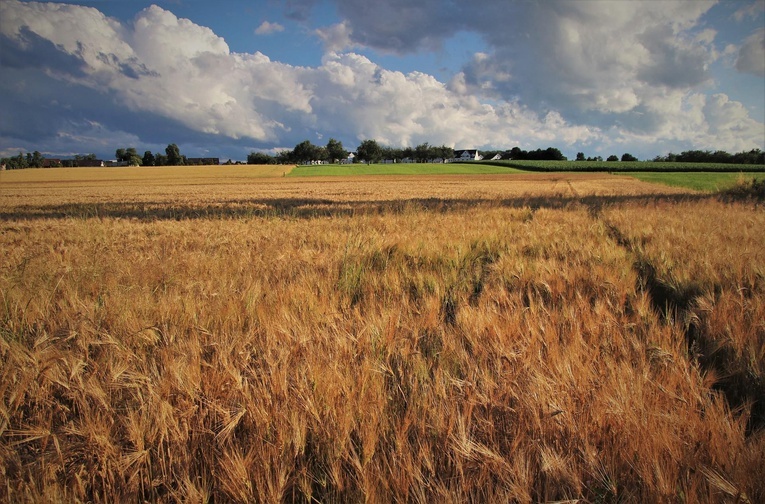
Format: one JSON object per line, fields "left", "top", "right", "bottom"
{"left": 733, "top": 1, "right": 765, "bottom": 22}
{"left": 304, "top": 52, "right": 601, "bottom": 149}
{"left": 309, "top": 0, "right": 764, "bottom": 155}
{"left": 736, "top": 28, "right": 765, "bottom": 76}
{"left": 0, "top": 0, "right": 604, "bottom": 153}
{"left": 255, "top": 21, "right": 284, "bottom": 35}
{"left": 0, "top": 0, "right": 762, "bottom": 160}
{"left": 315, "top": 21, "right": 357, "bottom": 53}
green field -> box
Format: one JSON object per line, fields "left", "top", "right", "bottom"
{"left": 480, "top": 159, "right": 765, "bottom": 172}
{"left": 621, "top": 171, "right": 765, "bottom": 192}
{"left": 287, "top": 162, "right": 524, "bottom": 177}
{"left": 286, "top": 161, "right": 765, "bottom": 192}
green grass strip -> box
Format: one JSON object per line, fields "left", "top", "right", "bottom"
{"left": 619, "top": 172, "right": 765, "bottom": 192}
{"left": 480, "top": 160, "right": 765, "bottom": 172}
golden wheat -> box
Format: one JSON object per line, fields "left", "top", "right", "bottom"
{"left": 0, "top": 170, "right": 762, "bottom": 502}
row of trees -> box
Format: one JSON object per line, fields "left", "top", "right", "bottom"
{"left": 4, "top": 144, "right": 764, "bottom": 170}
{"left": 653, "top": 149, "right": 764, "bottom": 164}
{"left": 247, "top": 139, "right": 349, "bottom": 165}
{"left": 576, "top": 152, "right": 638, "bottom": 162}
{"left": 122, "top": 144, "right": 186, "bottom": 167}
{"left": 0, "top": 144, "right": 187, "bottom": 169}
{"left": 0, "top": 152, "right": 107, "bottom": 169}
{"left": 354, "top": 140, "right": 457, "bottom": 164}
{"left": 252, "top": 142, "right": 570, "bottom": 165}
{"left": 252, "top": 139, "right": 458, "bottom": 165}
{"left": 249, "top": 139, "right": 461, "bottom": 165}
{"left": 1, "top": 151, "right": 48, "bottom": 169}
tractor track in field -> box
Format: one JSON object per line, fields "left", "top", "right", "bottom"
{"left": 589, "top": 204, "right": 765, "bottom": 435}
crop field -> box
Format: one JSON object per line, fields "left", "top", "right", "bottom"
{"left": 618, "top": 172, "right": 765, "bottom": 192}
{"left": 482, "top": 159, "right": 765, "bottom": 172}
{"left": 1, "top": 167, "right": 763, "bottom": 502}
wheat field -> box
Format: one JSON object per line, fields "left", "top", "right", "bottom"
{"left": 1, "top": 168, "right": 763, "bottom": 502}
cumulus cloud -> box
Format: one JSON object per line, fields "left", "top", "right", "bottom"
{"left": 315, "top": 21, "right": 357, "bottom": 53}
{"left": 0, "top": 0, "right": 762, "bottom": 160}
{"left": 0, "top": 0, "right": 603, "bottom": 154}
{"left": 736, "top": 28, "right": 765, "bottom": 76}
{"left": 306, "top": 0, "right": 762, "bottom": 153}
{"left": 255, "top": 21, "right": 284, "bottom": 35}
{"left": 304, "top": 52, "right": 602, "bottom": 149}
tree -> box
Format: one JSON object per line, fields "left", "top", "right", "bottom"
{"left": 356, "top": 139, "right": 383, "bottom": 164}
{"left": 415, "top": 142, "right": 432, "bottom": 162}
{"left": 326, "top": 138, "right": 348, "bottom": 163}
{"left": 621, "top": 153, "right": 638, "bottom": 162}
{"left": 607, "top": 155, "right": 619, "bottom": 161}
{"left": 2, "top": 152, "right": 29, "bottom": 169}
{"left": 154, "top": 152, "right": 168, "bottom": 166}
{"left": 117, "top": 147, "right": 142, "bottom": 166}
{"left": 142, "top": 151, "right": 155, "bottom": 167}
{"left": 165, "top": 144, "right": 183, "bottom": 166}
{"left": 576, "top": 152, "right": 586, "bottom": 161}
{"left": 248, "top": 152, "right": 276, "bottom": 164}
{"left": 27, "top": 151, "right": 44, "bottom": 168}
{"left": 275, "top": 150, "right": 293, "bottom": 164}
{"left": 292, "top": 140, "right": 319, "bottom": 164}
{"left": 436, "top": 145, "right": 454, "bottom": 161}
{"left": 316, "top": 146, "right": 329, "bottom": 163}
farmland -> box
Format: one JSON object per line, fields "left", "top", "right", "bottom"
{"left": 1, "top": 166, "right": 763, "bottom": 502}
{"left": 618, "top": 171, "right": 765, "bottom": 192}
{"left": 481, "top": 159, "right": 765, "bottom": 172}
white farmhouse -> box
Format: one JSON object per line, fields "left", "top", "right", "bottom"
{"left": 453, "top": 149, "right": 482, "bottom": 161}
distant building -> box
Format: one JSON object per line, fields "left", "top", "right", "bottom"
{"left": 454, "top": 149, "right": 482, "bottom": 161}
{"left": 104, "top": 160, "right": 130, "bottom": 167}
{"left": 42, "top": 158, "right": 62, "bottom": 168}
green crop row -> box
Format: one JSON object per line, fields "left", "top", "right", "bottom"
{"left": 480, "top": 160, "right": 765, "bottom": 172}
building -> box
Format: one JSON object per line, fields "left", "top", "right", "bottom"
{"left": 453, "top": 149, "right": 482, "bottom": 161}
{"left": 42, "top": 158, "right": 62, "bottom": 168}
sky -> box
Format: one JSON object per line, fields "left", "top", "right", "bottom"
{"left": 1, "top": 0, "right": 764, "bottom": 161}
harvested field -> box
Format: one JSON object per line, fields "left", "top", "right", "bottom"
{"left": 1, "top": 167, "right": 762, "bottom": 503}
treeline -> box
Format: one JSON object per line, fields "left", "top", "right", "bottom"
{"left": 250, "top": 139, "right": 458, "bottom": 165}
{"left": 1, "top": 151, "right": 55, "bottom": 169}
{"left": 251, "top": 140, "right": 567, "bottom": 165}
{"left": 112, "top": 144, "right": 188, "bottom": 167}
{"left": 3, "top": 142, "right": 764, "bottom": 170}
{"left": 500, "top": 146, "right": 566, "bottom": 161}
{"left": 652, "top": 149, "right": 764, "bottom": 164}
{"left": 1, "top": 144, "right": 189, "bottom": 169}
{"left": 258, "top": 138, "right": 350, "bottom": 165}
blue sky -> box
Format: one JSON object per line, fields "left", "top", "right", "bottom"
{"left": 1, "top": 0, "right": 763, "bottom": 161}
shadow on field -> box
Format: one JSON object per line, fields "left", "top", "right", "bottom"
{"left": 0, "top": 193, "right": 715, "bottom": 222}
{"left": 602, "top": 210, "right": 765, "bottom": 435}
